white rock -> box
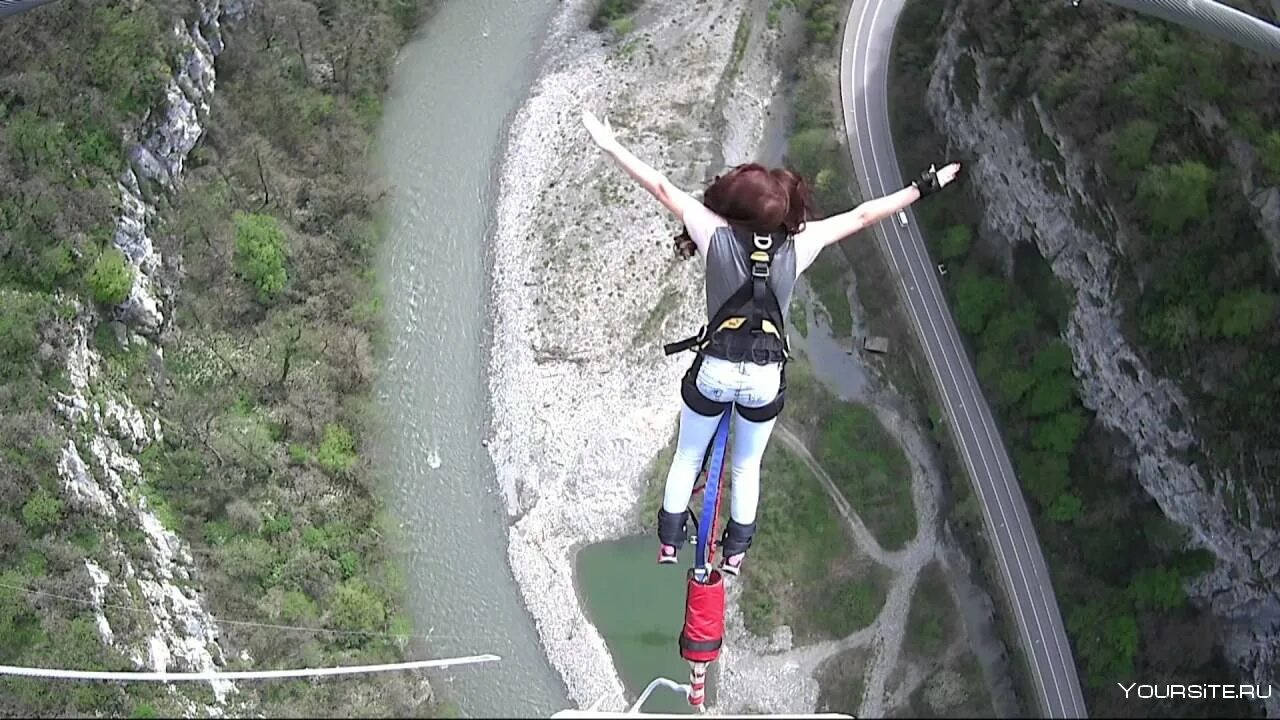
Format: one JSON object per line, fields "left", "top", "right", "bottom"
{"left": 58, "top": 441, "right": 115, "bottom": 518}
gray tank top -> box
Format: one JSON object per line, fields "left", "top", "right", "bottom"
{"left": 704, "top": 226, "right": 799, "bottom": 321}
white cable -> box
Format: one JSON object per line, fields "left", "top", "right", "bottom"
{"left": 0, "top": 654, "right": 500, "bottom": 682}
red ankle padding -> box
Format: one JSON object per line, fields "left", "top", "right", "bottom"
{"left": 679, "top": 570, "right": 725, "bottom": 663}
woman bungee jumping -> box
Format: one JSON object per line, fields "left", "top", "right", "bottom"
{"left": 581, "top": 109, "right": 960, "bottom": 576}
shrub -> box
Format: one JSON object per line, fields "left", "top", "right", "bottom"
{"left": 1261, "top": 131, "right": 1280, "bottom": 184}
{"left": 329, "top": 578, "right": 386, "bottom": 642}
{"left": 21, "top": 487, "right": 63, "bottom": 535}
{"left": 86, "top": 248, "right": 135, "bottom": 306}
{"left": 590, "top": 0, "right": 642, "bottom": 30}
{"left": 1136, "top": 161, "right": 1213, "bottom": 235}
{"left": 939, "top": 224, "right": 972, "bottom": 261}
{"left": 316, "top": 423, "right": 357, "bottom": 476}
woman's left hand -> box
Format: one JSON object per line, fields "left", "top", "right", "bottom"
{"left": 582, "top": 110, "right": 618, "bottom": 150}
{"left": 935, "top": 162, "right": 961, "bottom": 188}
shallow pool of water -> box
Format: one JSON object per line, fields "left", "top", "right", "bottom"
{"left": 575, "top": 535, "right": 720, "bottom": 715}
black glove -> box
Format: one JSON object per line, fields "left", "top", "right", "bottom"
{"left": 909, "top": 164, "right": 945, "bottom": 198}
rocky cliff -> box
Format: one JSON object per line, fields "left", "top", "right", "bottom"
{"left": 924, "top": 4, "right": 1278, "bottom": 712}
{"left": 50, "top": 1, "right": 241, "bottom": 711}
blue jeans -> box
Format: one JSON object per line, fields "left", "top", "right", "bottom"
{"left": 661, "top": 356, "right": 781, "bottom": 525}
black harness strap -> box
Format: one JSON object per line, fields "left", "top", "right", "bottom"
{"left": 679, "top": 635, "right": 724, "bottom": 653}
{"left": 666, "top": 228, "right": 791, "bottom": 423}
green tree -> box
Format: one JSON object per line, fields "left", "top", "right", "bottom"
{"left": 21, "top": 487, "right": 63, "bottom": 534}
{"left": 0, "top": 294, "right": 44, "bottom": 377}
{"left": 1031, "top": 409, "right": 1085, "bottom": 455}
{"left": 788, "top": 128, "right": 837, "bottom": 180}
{"left": 330, "top": 578, "right": 386, "bottom": 642}
{"left": 1262, "top": 131, "right": 1280, "bottom": 184}
{"left": 939, "top": 224, "right": 972, "bottom": 261}
{"left": 1031, "top": 340, "right": 1073, "bottom": 380}
{"left": 1027, "top": 373, "right": 1074, "bottom": 418}
{"left": 1068, "top": 592, "right": 1139, "bottom": 686}
{"left": 1212, "top": 288, "right": 1276, "bottom": 339}
{"left": 981, "top": 305, "right": 1036, "bottom": 352}
{"left": 233, "top": 212, "right": 289, "bottom": 302}
{"left": 1018, "top": 450, "right": 1070, "bottom": 507}
{"left": 317, "top": 423, "right": 357, "bottom": 475}
{"left": 1111, "top": 119, "right": 1159, "bottom": 176}
{"left": 1150, "top": 304, "right": 1200, "bottom": 349}
{"left": 86, "top": 248, "right": 135, "bottom": 306}
{"left": 996, "top": 367, "right": 1035, "bottom": 408}
{"left": 1136, "top": 161, "right": 1214, "bottom": 235}
{"left": 954, "top": 272, "right": 1007, "bottom": 334}
{"left": 1047, "top": 493, "right": 1083, "bottom": 523}
{"left": 1127, "top": 566, "right": 1186, "bottom": 611}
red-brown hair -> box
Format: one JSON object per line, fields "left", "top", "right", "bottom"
{"left": 676, "top": 164, "right": 813, "bottom": 257}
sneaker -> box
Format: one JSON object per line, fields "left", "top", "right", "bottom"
{"left": 720, "top": 552, "right": 745, "bottom": 576}
{"left": 658, "top": 544, "right": 679, "bottom": 565}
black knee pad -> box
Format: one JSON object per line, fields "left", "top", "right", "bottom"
{"left": 721, "top": 519, "right": 757, "bottom": 557}
{"left": 658, "top": 508, "right": 691, "bottom": 548}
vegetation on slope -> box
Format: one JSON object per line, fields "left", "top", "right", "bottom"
{"left": 888, "top": 0, "right": 1272, "bottom": 715}
{"left": 0, "top": 1, "right": 439, "bottom": 716}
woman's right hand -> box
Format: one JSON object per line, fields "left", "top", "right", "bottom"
{"left": 582, "top": 110, "right": 618, "bottom": 150}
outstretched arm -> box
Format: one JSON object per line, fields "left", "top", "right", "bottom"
{"left": 582, "top": 110, "right": 700, "bottom": 223}
{"left": 795, "top": 163, "right": 961, "bottom": 251}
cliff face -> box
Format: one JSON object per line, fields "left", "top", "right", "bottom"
{"left": 924, "top": 5, "right": 1278, "bottom": 712}
{"left": 50, "top": 1, "right": 241, "bottom": 711}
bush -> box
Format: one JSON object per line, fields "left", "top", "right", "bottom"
{"left": 21, "top": 487, "right": 63, "bottom": 535}
{"left": 316, "top": 423, "right": 357, "bottom": 476}
{"left": 1111, "top": 119, "right": 1159, "bottom": 176}
{"left": 233, "top": 212, "right": 289, "bottom": 302}
{"left": 939, "top": 224, "right": 972, "bottom": 261}
{"left": 1261, "top": 131, "right": 1280, "bottom": 184}
{"left": 1211, "top": 288, "right": 1276, "bottom": 340}
{"left": 329, "top": 579, "right": 386, "bottom": 642}
{"left": 953, "top": 272, "right": 1007, "bottom": 334}
{"left": 0, "top": 293, "right": 45, "bottom": 376}
{"left": 1047, "top": 493, "right": 1083, "bottom": 523}
{"left": 591, "top": 0, "right": 642, "bottom": 30}
{"left": 1136, "top": 161, "right": 1214, "bottom": 235}
{"left": 788, "top": 128, "right": 838, "bottom": 181}
{"left": 86, "top": 248, "right": 135, "bottom": 306}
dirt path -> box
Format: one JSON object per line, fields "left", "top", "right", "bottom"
{"left": 719, "top": 409, "right": 945, "bottom": 715}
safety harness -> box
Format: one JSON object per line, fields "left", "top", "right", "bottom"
{"left": 662, "top": 228, "right": 791, "bottom": 423}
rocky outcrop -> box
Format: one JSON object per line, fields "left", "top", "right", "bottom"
{"left": 51, "top": 0, "right": 240, "bottom": 710}
{"left": 53, "top": 302, "right": 234, "bottom": 706}
{"left": 112, "top": 2, "right": 225, "bottom": 334}
{"left": 926, "top": 8, "right": 1279, "bottom": 714}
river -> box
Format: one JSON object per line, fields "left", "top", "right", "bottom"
{"left": 370, "top": 0, "right": 567, "bottom": 716}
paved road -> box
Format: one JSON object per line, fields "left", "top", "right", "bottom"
{"left": 837, "top": 2, "right": 1088, "bottom": 717}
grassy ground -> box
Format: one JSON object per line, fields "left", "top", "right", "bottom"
{"left": 903, "top": 562, "right": 953, "bottom": 659}
{"left": 784, "top": 356, "right": 918, "bottom": 550}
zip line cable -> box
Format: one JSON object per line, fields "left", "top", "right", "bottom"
{"left": 0, "top": 655, "right": 501, "bottom": 682}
